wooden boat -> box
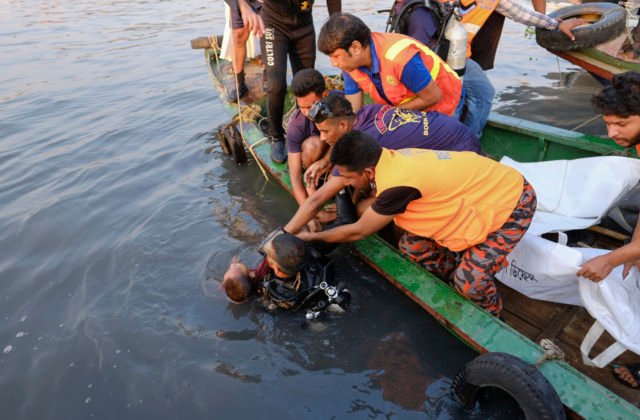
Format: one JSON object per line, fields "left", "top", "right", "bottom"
{"left": 548, "top": 33, "right": 640, "bottom": 82}
{"left": 539, "top": 4, "right": 640, "bottom": 82}
{"left": 200, "top": 46, "right": 640, "bottom": 418}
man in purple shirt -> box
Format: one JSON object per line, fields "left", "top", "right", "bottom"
{"left": 310, "top": 93, "right": 479, "bottom": 151}
{"left": 284, "top": 93, "right": 479, "bottom": 233}
{"left": 287, "top": 69, "right": 344, "bottom": 218}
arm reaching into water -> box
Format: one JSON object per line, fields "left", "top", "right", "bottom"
{"left": 284, "top": 176, "right": 345, "bottom": 234}
{"left": 297, "top": 206, "right": 394, "bottom": 243}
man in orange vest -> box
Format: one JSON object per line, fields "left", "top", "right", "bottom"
{"left": 296, "top": 131, "right": 537, "bottom": 316}
{"left": 317, "top": 13, "right": 463, "bottom": 118}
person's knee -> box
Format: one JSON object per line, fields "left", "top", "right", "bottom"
{"left": 301, "top": 136, "right": 327, "bottom": 168}
{"left": 232, "top": 27, "right": 249, "bottom": 44}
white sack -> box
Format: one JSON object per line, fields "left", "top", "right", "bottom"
{"left": 578, "top": 248, "right": 640, "bottom": 367}
{"left": 495, "top": 233, "right": 583, "bottom": 306}
{"left": 500, "top": 156, "right": 640, "bottom": 218}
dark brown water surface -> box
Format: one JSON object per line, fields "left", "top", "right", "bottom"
{"left": 0, "top": 1, "right": 606, "bottom": 418}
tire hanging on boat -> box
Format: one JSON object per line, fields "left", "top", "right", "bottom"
{"left": 535, "top": 3, "right": 626, "bottom": 52}
{"left": 452, "top": 352, "right": 566, "bottom": 420}
{"left": 217, "top": 122, "right": 248, "bottom": 164}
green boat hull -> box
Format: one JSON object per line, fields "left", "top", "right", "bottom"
{"left": 204, "top": 48, "right": 639, "bottom": 419}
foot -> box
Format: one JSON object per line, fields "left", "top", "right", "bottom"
{"left": 270, "top": 139, "right": 287, "bottom": 164}
{"left": 227, "top": 81, "right": 248, "bottom": 102}
{"left": 613, "top": 363, "right": 640, "bottom": 389}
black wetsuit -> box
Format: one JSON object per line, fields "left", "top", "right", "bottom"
{"left": 261, "top": 0, "right": 341, "bottom": 141}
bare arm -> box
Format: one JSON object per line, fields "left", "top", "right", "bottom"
{"left": 297, "top": 207, "right": 395, "bottom": 243}
{"left": 288, "top": 152, "right": 308, "bottom": 205}
{"left": 397, "top": 81, "right": 442, "bottom": 112}
{"left": 284, "top": 176, "right": 345, "bottom": 234}
{"left": 578, "top": 217, "right": 640, "bottom": 281}
{"left": 346, "top": 92, "right": 363, "bottom": 113}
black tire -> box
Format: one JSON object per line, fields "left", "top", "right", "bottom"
{"left": 452, "top": 352, "right": 566, "bottom": 420}
{"left": 228, "top": 124, "right": 248, "bottom": 165}
{"left": 217, "top": 124, "right": 232, "bottom": 155}
{"left": 535, "top": 3, "right": 626, "bottom": 51}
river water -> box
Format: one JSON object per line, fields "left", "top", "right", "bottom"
{"left": 0, "top": 1, "right": 606, "bottom": 418}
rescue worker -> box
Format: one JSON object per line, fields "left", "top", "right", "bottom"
{"left": 577, "top": 71, "right": 640, "bottom": 390}
{"left": 386, "top": 0, "right": 584, "bottom": 138}
{"left": 296, "top": 131, "right": 537, "bottom": 316}
{"left": 223, "top": 0, "right": 263, "bottom": 102}
{"left": 283, "top": 94, "right": 480, "bottom": 234}
{"left": 233, "top": 0, "right": 341, "bottom": 164}
{"left": 317, "top": 13, "right": 463, "bottom": 118}
{"left": 222, "top": 230, "right": 350, "bottom": 315}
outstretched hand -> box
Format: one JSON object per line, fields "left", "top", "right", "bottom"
{"left": 577, "top": 254, "right": 614, "bottom": 282}
{"left": 304, "top": 159, "right": 331, "bottom": 188}
{"left": 558, "top": 18, "right": 587, "bottom": 41}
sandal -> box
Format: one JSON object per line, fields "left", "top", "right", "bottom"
{"left": 612, "top": 363, "right": 640, "bottom": 389}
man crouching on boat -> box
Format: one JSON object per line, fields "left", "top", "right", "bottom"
{"left": 577, "top": 71, "right": 640, "bottom": 389}
{"left": 578, "top": 71, "right": 640, "bottom": 283}
{"left": 295, "top": 131, "right": 537, "bottom": 316}
{"left": 283, "top": 93, "right": 480, "bottom": 233}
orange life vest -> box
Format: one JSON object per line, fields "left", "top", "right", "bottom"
{"left": 347, "top": 32, "right": 462, "bottom": 116}
{"left": 437, "top": 0, "right": 499, "bottom": 58}
{"left": 374, "top": 148, "right": 524, "bottom": 251}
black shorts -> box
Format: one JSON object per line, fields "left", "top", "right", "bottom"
{"left": 230, "top": 0, "right": 263, "bottom": 30}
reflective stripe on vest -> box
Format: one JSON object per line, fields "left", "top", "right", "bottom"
{"left": 437, "top": 0, "right": 498, "bottom": 57}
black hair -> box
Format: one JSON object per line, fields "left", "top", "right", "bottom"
{"left": 321, "top": 93, "right": 356, "bottom": 119}
{"left": 270, "top": 233, "right": 307, "bottom": 276}
{"left": 291, "top": 69, "right": 327, "bottom": 97}
{"left": 330, "top": 130, "right": 382, "bottom": 172}
{"left": 318, "top": 13, "right": 371, "bottom": 55}
{"left": 592, "top": 71, "right": 640, "bottom": 117}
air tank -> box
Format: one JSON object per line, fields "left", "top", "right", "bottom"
{"left": 444, "top": 7, "right": 468, "bottom": 77}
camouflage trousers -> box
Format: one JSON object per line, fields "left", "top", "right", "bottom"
{"left": 398, "top": 180, "right": 537, "bottom": 316}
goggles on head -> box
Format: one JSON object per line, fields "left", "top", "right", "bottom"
{"left": 308, "top": 101, "right": 336, "bottom": 124}
{"left": 258, "top": 227, "right": 287, "bottom": 257}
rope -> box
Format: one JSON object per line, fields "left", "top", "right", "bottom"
{"left": 571, "top": 114, "right": 601, "bottom": 131}
{"left": 534, "top": 338, "right": 565, "bottom": 368}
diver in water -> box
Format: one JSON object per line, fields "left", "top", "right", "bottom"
{"left": 222, "top": 229, "right": 351, "bottom": 318}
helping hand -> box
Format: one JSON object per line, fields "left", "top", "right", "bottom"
{"left": 558, "top": 18, "right": 587, "bottom": 41}
{"left": 304, "top": 159, "right": 331, "bottom": 188}
{"left": 577, "top": 254, "right": 614, "bottom": 282}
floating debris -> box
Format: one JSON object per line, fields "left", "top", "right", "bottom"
{"left": 3, "top": 345, "right": 13, "bottom": 354}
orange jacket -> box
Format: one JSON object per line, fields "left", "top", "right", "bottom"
{"left": 375, "top": 148, "right": 524, "bottom": 251}
{"left": 347, "top": 32, "right": 462, "bottom": 116}
{"left": 437, "top": 0, "right": 499, "bottom": 58}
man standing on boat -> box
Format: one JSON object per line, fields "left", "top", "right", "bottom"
{"left": 386, "top": 0, "right": 585, "bottom": 139}
{"left": 578, "top": 71, "right": 640, "bottom": 389}
{"left": 232, "top": 0, "right": 342, "bottom": 164}
{"left": 223, "top": 0, "right": 263, "bottom": 102}
{"left": 295, "top": 131, "right": 537, "bottom": 316}
{"left": 317, "top": 13, "right": 463, "bottom": 118}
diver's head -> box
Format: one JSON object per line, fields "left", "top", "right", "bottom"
{"left": 261, "top": 231, "right": 307, "bottom": 278}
